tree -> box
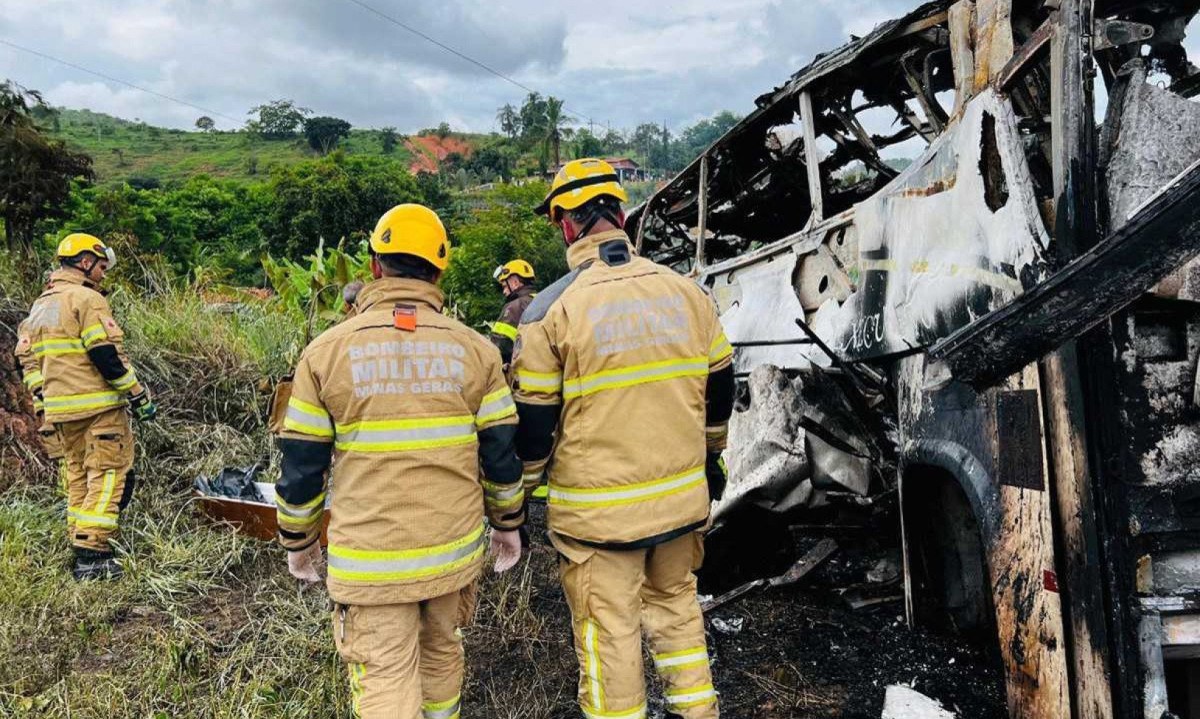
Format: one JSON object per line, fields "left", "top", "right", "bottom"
{"left": 441, "top": 182, "right": 565, "bottom": 329}
{"left": 436, "top": 122, "right": 451, "bottom": 139}
{"left": 631, "top": 123, "right": 662, "bottom": 165}
{"left": 678, "top": 111, "right": 741, "bottom": 159}
{"left": 380, "top": 127, "right": 399, "bottom": 154}
{"left": 0, "top": 80, "right": 94, "bottom": 251}
{"left": 303, "top": 116, "right": 352, "bottom": 155}
{"left": 541, "top": 97, "right": 571, "bottom": 171}
{"left": 195, "top": 115, "right": 215, "bottom": 133}
{"left": 261, "top": 153, "right": 424, "bottom": 258}
{"left": 463, "top": 145, "right": 514, "bottom": 181}
{"left": 572, "top": 129, "right": 605, "bottom": 159}
{"left": 496, "top": 103, "right": 520, "bottom": 139}
{"left": 246, "top": 99, "right": 310, "bottom": 139}
{"left": 518, "top": 92, "right": 548, "bottom": 147}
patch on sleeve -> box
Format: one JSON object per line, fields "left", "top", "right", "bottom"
{"left": 102, "top": 317, "right": 119, "bottom": 332}
{"left": 15, "top": 337, "right": 30, "bottom": 353}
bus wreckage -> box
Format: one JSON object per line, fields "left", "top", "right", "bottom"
{"left": 629, "top": 0, "right": 1200, "bottom": 716}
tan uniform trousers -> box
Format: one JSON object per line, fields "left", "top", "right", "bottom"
{"left": 55, "top": 406, "right": 135, "bottom": 552}
{"left": 556, "top": 531, "right": 719, "bottom": 719}
{"left": 333, "top": 583, "right": 478, "bottom": 719}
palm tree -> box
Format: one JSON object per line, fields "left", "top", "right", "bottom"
{"left": 496, "top": 104, "right": 520, "bottom": 139}
{"left": 542, "top": 97, "right": 572, "bottom": 171}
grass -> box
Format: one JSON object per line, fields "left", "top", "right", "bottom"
{"left": 0, "top": 265, "right": 583, "bottom": 718}
{"left": 51, "top": 109, "right": 425, "bottom": 187}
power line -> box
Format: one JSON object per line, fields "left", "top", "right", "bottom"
{"left": 0, "top": 38, "right": 242, "bottom": 124}
{"left": 340, "top": 0, "right": 598, "bottom": 128}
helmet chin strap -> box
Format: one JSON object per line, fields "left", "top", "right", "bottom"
{"left": 561, "top": 209, "right": 624, "bottom": 246}
{"left": 560, "top": 217, "right": 579, "bottom": 246}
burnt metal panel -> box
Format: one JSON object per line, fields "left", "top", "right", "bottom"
{"left": 997, "top": 389, "right": 1045, "bottom": 491}
{"left": 932, "top": 161, "right": 1200, "bottom": 387}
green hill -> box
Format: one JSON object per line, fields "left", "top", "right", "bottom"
{"left": 50, "top": 108, "right": 437, "bottom": 186}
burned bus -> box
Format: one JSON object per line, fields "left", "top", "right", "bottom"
{"left": 629, "top": 1, "right": 1200, "bottom": 716}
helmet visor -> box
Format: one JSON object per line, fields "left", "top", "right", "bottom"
{"left": 493, "top": 266, "right": 506, "bottom": 281}
{"left": 101, "top": 246, "right": 117, "bottom": 269}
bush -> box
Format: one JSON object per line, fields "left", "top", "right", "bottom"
{"left": 441, "top": 182, "right": 563, "bottom": 330}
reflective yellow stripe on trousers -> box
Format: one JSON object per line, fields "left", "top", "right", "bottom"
{"left": 562, "top": 357, "right": 708, "bottom": 400}
{"left": 653, "top": 646, "right": 711, "bottom": 673}
{"left": 549, "top": 466, "right": 706, "bottom": 508}
{"left": 328, "top": 523, "right": 486, "bottom": 583}
{"left": 666, "top": 683, "right": 717, "bottom": 709}
{"left": 68, "top": 507, "right": 118, "bottom": 528}
{"left": 422, "top": 694, "right": 461, "bottom": 719}
{"left": 348, "top": 663, "right": 366, "bottom": 717}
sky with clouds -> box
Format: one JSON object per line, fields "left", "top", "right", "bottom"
{"left": 0, "top": 0, "right": 931, "bottom": 134}
{"left": 3, "top": 2, "right": 1196, "bottom": 137}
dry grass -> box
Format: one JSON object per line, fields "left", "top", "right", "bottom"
{"left": 0, "top": 271, "right": 585, "bottom": 719}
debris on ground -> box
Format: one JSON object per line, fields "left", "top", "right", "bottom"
{"left": 193, "top": 464, "right": 266, "bottom": 502}
{"left": 881, "top": 685, "right": 956, "bottom": 719}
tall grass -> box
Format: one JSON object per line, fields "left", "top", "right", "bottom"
{"left": 0, "top": 262, "right": 582, "bottom": 718}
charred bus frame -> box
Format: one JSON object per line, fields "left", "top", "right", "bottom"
{"left": 632, "top": 1, "right": 1200, "bottom": 716}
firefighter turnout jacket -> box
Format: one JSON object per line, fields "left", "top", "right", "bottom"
{"left": 513, "top": 229, "right": 735, "bottom": 547}
{"left": 15, "top": 268, "right": 145, "bottom": 422}
{"left": 276, "top": 278, "right": 525, "bottom": 606}
{"left": 489, "top": 284, "right": 536, "bottom": 367}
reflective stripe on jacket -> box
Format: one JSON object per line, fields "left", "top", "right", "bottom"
{"left": 277, "top": 278, "right": 523, "bottom": 605}
{"left": 15, "top": 268, "right": 144, "bottom": 423}
{"left": 513, "top": 230, "right": 733, "bottom": 545}
{"left": 489, "top": 285, "right": 536, "bottom": 367}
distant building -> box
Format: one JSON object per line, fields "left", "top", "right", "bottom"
{"left": 548, "top": 157, "right": 648, "bottom": 182}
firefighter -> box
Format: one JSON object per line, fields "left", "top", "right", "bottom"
{"left": 275, "top": 203, "right": 526, "bottom": 719}
{"left": 489, "top": 259, "right": 537, "bottom": 368}
{"left": 514, "top": 159, "right": 735, "bottom": 719}
{"left": 15, "top": 233, "right": 157, "bottom": 581}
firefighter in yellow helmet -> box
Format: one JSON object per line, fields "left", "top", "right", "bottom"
{"left": 15, "top": 233, "right": 157, "bottom": 581}
{"left": 275, "top": 204, "right": 526, "bottom": 719}
{"left": 488, "top": 259, "right": 536, "bottom": 369}
{"left": 515, "top": 159, "right": 735, "bottom": 719}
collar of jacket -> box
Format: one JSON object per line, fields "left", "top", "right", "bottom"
{"left": 566, "top": 229, "right": 633, "bottom": 270}
{"left": 356, "top": 277, "right": 445, "bottom": 314}
{"left": 49, "top": 267, "right": 97, "bottom": 290}
{"left": 509, "top": 284, "right": 537, "bottom": 301}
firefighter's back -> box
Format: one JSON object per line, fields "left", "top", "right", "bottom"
{"left": 23, "top": 278, "right": 123, "bottom": 422}
{"left": 518, "top": 234, "right": 727, "bottom": 545}
{"left": 295, "top": 283, "right": 500, "bottom": 604}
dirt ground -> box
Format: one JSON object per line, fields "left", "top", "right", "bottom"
{"left": 465, "top": 505, "right": 1007, "bottom": 719}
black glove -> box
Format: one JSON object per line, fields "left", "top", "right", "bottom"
{"left": 129, "top": 391, "right": 158, "bottom": 422}
{"left": 705, "top": 452, "right": 727, "bottom": 502}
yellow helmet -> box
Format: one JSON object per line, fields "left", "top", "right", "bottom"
{"left": 493, "top": 259, "right": 535, "bottom": 284}
{"left": 56, "top": 233, "right": 116, "bottom": 268}
{"left": 535, "top": 158, "right": 628, "bottom": 218}
{"left": 368, "top": 204, "right": 450, "bottom": 270}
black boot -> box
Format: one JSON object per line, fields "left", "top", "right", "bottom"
{"left": 72, "top": 548, "right": 123, "bottom": 581}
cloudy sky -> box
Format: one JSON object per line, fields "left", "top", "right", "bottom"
{"left": 0, "top": 0, "right": 924, "bottom": 134}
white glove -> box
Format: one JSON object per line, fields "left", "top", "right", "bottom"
{"left": 287, "top": 542, "right": 326, "bottom": 584}
{"left": 490, "top": 529, "right": 522, "bottom": 574}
